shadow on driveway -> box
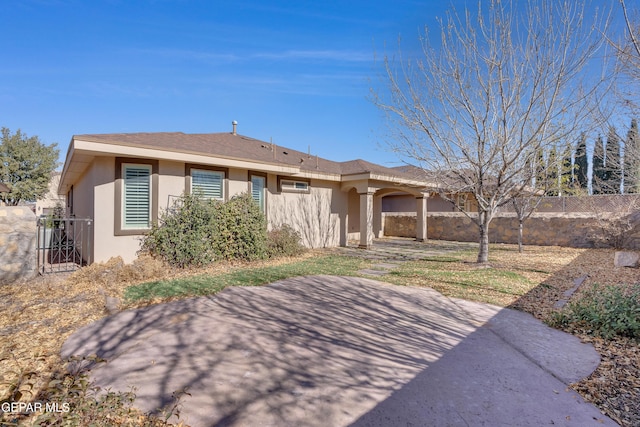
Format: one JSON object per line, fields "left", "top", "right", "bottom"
{"left": 62, "top": 276, "right": 615, "bottom": 427}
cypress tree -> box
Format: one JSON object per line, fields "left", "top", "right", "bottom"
{"left": 560, "top": 142, "right": 574, "bottom": 195}
{"left": 592, "top": 134, "right": 605, "bottom": 194}
{"left": 546, "top": 146, "right": 559, "bottom": 196}
{"left": 574, "top": 133, "right": 589, "bottom": 190}
{"left": 624, "top": 118, "right": 640, "bottom": 193}
{"left": 604, "top": 125, "right": 621, "bottom": 194}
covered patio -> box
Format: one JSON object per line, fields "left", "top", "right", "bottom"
{"left": 340, "top": 176, "right": 432, "bottom": 250}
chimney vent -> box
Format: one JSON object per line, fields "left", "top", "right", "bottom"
{"left": 232, "top": 120, "right": 238, "bottom": 135}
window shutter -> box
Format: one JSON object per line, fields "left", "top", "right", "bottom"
{"left": 123, "top": 165, "right": 151, "bottom": 228}
{"left": 192, "top": 169, "right": 224, "bottom": 199}
{"left": 251, "top": 175, "right": 265, "bottom": 211}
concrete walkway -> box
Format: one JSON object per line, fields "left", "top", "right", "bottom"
{"left": 62, "top": 274, "right": 616, "bottom": 427}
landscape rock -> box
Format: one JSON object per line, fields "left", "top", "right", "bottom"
{"left": 0, "top": 206, "right": 37, "bottom": 285}
{"left": 614, "top": 251, "right": 640, "bottom": 268}
{"left": 105, "top": 296, "right": 122, "bottom": 314}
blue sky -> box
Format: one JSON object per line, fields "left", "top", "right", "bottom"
{"left": 1, "top": 1, "right": 630, "bottom": 171}
{"left": 0, "top": 0, "right": 464, "bottom": 168}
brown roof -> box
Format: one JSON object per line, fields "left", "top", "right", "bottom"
{"left": 0, "top": 183, "right": 9, "bottom": 193}
{"left": 74, "top": 132, "right": 418, "bottom": 179}
{"left": 340, "top": 159, "right": 419, "bottom": 180}
{"left": 391, "top": 165, "right": 431, "bottom": 180}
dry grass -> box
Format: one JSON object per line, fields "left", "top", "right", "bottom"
{"left": 0, "top": 251, "right": 319, "bottom": 421}
{"left": 386, "top": 244, "right": 586, "bottom": 307}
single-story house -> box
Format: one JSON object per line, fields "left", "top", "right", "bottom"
{"left": 58, "top": 124, "right": 435, "bottom": 264}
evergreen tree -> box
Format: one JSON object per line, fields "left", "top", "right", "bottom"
{"left": 592, "top": 134, "right": 605, "bottom": 194}
{"left": 574, "top": 133, "right": 589, "bottom": 190}
{"left": 603, "top": 125, "right": 621, "bottom": 194}
{"left": 546, "top": 146, "right": 560, "bottom": 196}
{"left": 533, "top": 148, "right": 546, "bottom": 188}
{"left": 560, "top": 143, "right": 574, "bottom": 195}
{"left": 0, "top": 127, "right": 59, "bottom": 205}
{"left": 543, "top": 143, "right": 574, "bottom": 196}
{"left": 624, "top": 118, "right": 640, "bottom": 193}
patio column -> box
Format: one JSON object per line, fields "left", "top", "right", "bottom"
{"left": 359, "top": 190, "right": 374, "bottom": 249}
{"left": 416, "top": 195, "right": 427, "bottom": 242}
{"left": 373, "top": 195, "right": 383, "bottom": 238}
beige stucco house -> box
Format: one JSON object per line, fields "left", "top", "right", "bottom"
{"left": 58, "top": 126, "right": 433, "bottom": 264}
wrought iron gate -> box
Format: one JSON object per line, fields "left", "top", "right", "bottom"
{"left": 36, "top": 217, "right": 92, "bottom": 274}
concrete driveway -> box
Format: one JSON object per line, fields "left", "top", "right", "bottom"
{"left": 62, "top": 275, "right": 616, "bottom": 427}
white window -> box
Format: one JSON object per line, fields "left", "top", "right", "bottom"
{"left": 191, "top": 169, "right": 224, "bottom": 200}
{"left": 251, "top": 175, "right": 266, "bottom": 212}
{"left": 123, "top": 164, "right": 152, "bottom": 229}
{"left": 281, "top": 179, "right": 309, "bottom": 192}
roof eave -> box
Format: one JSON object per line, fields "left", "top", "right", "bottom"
{"left": 59, "top": 138, "right": 304, "bottom": 193}
{"left": 341, "top": 172, "right": 438, "bottom": 188}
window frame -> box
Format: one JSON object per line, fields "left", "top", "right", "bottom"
{"left": 115, "top": 158, "right": 158, "bottom": 236}
{"left": 278, "top": 176, "right": 311, "bottom": 194}
{"left": 250, "top": 172, "right": 267, "bottom": 213}
{"left": 185, "top": 164, "right": 228, "bottom": 201}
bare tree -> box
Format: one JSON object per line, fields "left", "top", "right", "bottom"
{"left": 615, "top": 1, "right": 640, "bottom": 193}
{"left": 618, "top": 0, "right": 640, "bottom": 90}
{"left": 511, "top": 141, "right": 577, "bottom": 253}
{"left": 373, "top": 0, "right": 610, "bottom": 263}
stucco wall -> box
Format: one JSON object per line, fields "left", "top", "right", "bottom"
{"left": 0, "top": 206, "right": 36, "bottom": 284}
{"left": 82, "top": 156, "right": 349, "bottom": 263}
{"left": 69, "top": 158, "right": 97, "bottom": 264}
{"left": 269, "top": 180, "right": 345, "bottom": 248}
{"left": 384, "top": 212, "right": 640, "bottom": 249}
{"left": 228, "top": 168, "right": 250, "bottom": 196}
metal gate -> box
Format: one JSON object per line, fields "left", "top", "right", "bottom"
{"left": 36, "top": 217, "right": 92, "bottom": 274}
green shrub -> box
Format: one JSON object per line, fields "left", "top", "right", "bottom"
{"left": 210, "top": 193, "right": 268, "bottom": 261}
{"left": 141, "top": 193, "right": 218, "bottom": 268}
{"left": 141, "top": 192, "right": 268, "bottom": 267}
{"left": 549, "top": 283, "right": 640, "bottom": 339}
{"left": 267, "top": 224, "right": 306, "bottom": 257}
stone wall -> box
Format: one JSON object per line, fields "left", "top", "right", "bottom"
{"left": 383, "top": 212, "right": 640, "bottom": 249}
{"left": 0, "top": 206, "right": 36, "bottom": 284}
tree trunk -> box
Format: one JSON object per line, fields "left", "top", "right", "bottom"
{"left": 518, "top": 219, "right": 524, "bottom": 253}
{"left": 477, "top": 217, "right": 490, "bottom": 264}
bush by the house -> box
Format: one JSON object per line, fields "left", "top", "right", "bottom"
{"left": 141, "top": 192, "right": 268, "bottom": 267}
{"left": 141, "top": 193, "right": 218, "bottom": 268}
{"left": 209, "top": 192, "right": 268, "bottom": 261}
{"left": 550, "top": 283, "right": 640, "bottom": 339}
{"left": 267, "top": 224, "right": 306, "bottom": 257}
